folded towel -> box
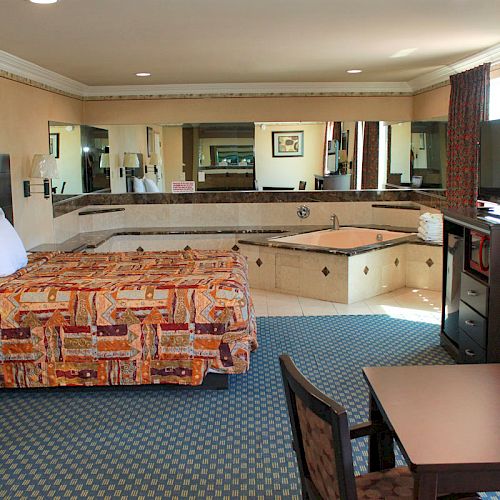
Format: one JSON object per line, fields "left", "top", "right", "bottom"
{"left": 418, "top": 224, "right": 442, "bottom": 234}
{"left": 418, "top": 226, "right": 443, "bottom": 242}
{"left": 418, "top": 224, "right": 443, "bottom": 232}
{"left": 420, "top": 212, "right": 443, "bottom": 221}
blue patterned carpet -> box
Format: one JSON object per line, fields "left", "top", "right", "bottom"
{"left": 1, "top": 315, "right": 498, "bottom": 499}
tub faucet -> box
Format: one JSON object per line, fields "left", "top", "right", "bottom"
{"left": 330, "top": 213, "right": 340, "bottom": 230}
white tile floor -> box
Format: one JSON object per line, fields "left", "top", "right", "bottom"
{"left": 251, "top": 287, "right": 442, "bottom": 324}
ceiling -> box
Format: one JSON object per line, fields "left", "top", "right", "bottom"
{"left": 0, "top": 0, "right": 499, "bottom": 87}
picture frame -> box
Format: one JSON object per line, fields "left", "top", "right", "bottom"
{"left": 272, "top": 131, "right": 304, "bottom": 157}
{"left": 49, "top": 132, "right": 60, "bottom": 158}
{"left": 146, "top": 126, "right": 154, "bottom": 157}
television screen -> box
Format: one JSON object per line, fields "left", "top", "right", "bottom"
{"left": 479, "top": 119, "right": 500, "bottom": 202}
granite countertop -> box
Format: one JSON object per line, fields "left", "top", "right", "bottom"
{"left": 30, "top": 224, "right": 442, "bottom": 254}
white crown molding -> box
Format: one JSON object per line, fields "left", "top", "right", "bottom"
{"left": 1, "top": 44, "right": 499, "bottom": 99}
{"left": 408, "top": 43, "right": 500, "bottom": 92}
{"left": 82, "top": 81, "right": 412, "bottom": 97}
{"left": 0, "top": 50, "right": 86, "bottom": 96}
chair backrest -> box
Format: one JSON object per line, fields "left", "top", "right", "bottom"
{"left": 279, "top": 355, "right": 357, "bottom": 500}
{"left": 299, "top": 180, "right": 307, "bottom": 190}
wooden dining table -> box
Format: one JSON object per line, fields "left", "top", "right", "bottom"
{"left": 363, "top": 364, "right": 500, "bottom": 499}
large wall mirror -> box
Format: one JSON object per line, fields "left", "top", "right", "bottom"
{"left": 50, "top": 119, "right": 447, "bottom": 202}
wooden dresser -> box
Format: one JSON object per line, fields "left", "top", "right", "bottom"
{"left": 441, "top": 207, "right": 500, "bottom": 363}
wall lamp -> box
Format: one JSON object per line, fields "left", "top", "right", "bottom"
{"left": 121, "top": 152, "right": 140, "bottom": 177}
{"left": 146, "top": 152, "right": 161, "bottom": 175}
{"left": 23, "top": 154, "right": 59, "bottom": 199}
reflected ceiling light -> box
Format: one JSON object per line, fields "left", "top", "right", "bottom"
{"left": 346, "top": 69, "right": 362, "bottom": 74}
{"left": 391, "top": 48, "right": 417, "bottom": 58}
{"left": 135, "top": 72, "right": 151, "bottom": 77}
{"left": 30, "top": 0, "right": 58, "bottom": 3}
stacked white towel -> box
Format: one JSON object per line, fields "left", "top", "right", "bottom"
{"left": 417, "top": 212, "right": 443, "bottom": 243}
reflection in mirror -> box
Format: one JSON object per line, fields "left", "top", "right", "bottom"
{"left": 91, "top": 124, "right": 164, "bottom": 194}
{"left": 387, "top": 120, "right": 447, "bottom": 189}
{"left": 184, "top": 122, "right": 255, "bottom": 191}
{"left": 50, "top": 120, "right": 447, "bottom": 200}
{"left": 49, "top": 122, "right": 110, "bottom": 197}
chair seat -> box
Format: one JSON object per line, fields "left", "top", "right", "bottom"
{"left": 355, "top": 467, "right": 479, "bottom": 500}
{"left": 356, "top": 467, "right": 413, "bottom": 499}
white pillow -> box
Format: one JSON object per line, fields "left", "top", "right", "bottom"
{"left": 0, "top": 215, "right": 28, "bottom": 277}
{"left": 132, "top": 176, "right": 146, "bottom": 193}
{"left": 144, "top": 177, "right": 160, "bottom": 193}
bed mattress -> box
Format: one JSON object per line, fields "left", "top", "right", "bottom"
{"left": 0, "top": 250, "right": 257, "bottom": 388}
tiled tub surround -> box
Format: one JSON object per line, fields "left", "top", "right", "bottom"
{"left": 52, "top": 200, "right": 440, "bottom": 244}
{"left": 239, "top": 235, "right": 442, "bottom": 303}
{"left": 40, "top": 224, "right": 441, "bottom": 305}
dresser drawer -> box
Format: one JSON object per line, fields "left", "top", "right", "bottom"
{"left": 458, "top": 301, "right": 487, "bottom": 348}
{"left": 460, "top": 272, "right": 488, "bottom": 316}
{"left": 459, "top": 330, "right": 486, "bottom": 364}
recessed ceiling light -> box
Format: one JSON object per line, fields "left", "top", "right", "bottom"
{"left": 391, "top": 48, "right": 417, "bottom": 58}
{"left": 135, "top": 72, "right": 151, "bottom": 77}
{"left": 346, "top": 69, "right": 362, "bottom": 74}
{"left": 30, "top": 0, "right": 58, "bottom": 4}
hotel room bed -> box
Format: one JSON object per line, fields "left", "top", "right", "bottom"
{"left": 0, "top": 249, "right": 257, "bottom": 388}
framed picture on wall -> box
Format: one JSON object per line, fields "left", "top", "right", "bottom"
{"left": 49, "top": 133, "right": 60, "bottom": 158}
{"left": 146, "top": 126, "right": 154, "bottom": 157}
{"left": 272, "top": 131, "right": 304, "bottom": 157}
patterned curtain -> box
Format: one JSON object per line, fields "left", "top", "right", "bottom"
{"left": 361, "top": 122, "right": 380, "bottom": 189}
{"left": 323, "top": 122, "right": 334, "bottom": 175}
{"left": 447, "top": 63, "right": 490, "bottom": 208}
{"left": 351, "top": 122, "right": 358, "bottom": 189}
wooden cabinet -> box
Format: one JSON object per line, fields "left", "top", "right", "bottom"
{"left": 441, "top": 208, "right": 500, "bottom": 363}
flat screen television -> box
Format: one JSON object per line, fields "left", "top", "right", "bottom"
{"left": 479, "top": 119, "right": 500, "bottom": 203}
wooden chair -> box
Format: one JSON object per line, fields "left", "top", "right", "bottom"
{"left": 279, "top": 355, "right": 479, "bottom": 500}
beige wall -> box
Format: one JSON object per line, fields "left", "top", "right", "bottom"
{"left": 0, "top": 77, "right": 83, "bottom": 248}
{"left": 413, "top": 85, "right": 450, "bottom": 121}
{"left": 162, "top": 126, "right": 184, "bottom": 192}
{"left": 255, "top": 123, "right": 325, "bottom": 190}
{"left": 84, "top": 95, "right": 413, "bottom": 124}
{"left": 50, "top": 125, "right": 82, "bottom": 194}
{"left": 390, "top": 122, "right": 411, "bottom": 183}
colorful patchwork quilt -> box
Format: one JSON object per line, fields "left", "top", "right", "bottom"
{"left": 0, "top": 250, "right": 257, "bottom": 388}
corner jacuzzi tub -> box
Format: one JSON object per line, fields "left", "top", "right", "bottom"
{"left": 269, "top": 227, "right": 411, "bottom": 251}
{"left": 239, "top": 227, "right": 426, "bottom": 304}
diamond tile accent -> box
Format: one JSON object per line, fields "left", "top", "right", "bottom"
{"left": 256, "top": 258, "right": 263, "bottom": 267}
{"left": 394, "top": 258, "right": 399, "bottom": 267}
{"left": 184, "top": 245, "right": 191, "bottom": 251}
{"left": 426, "top": 258, "right": 434, "bottom": 267}
{"left": 363, "top": 266, "right": 369, "bottom": 275}
{"left": 232, "top": 245, "right": 240, "bottom": 251}
{"left": 321, "top": 267, "right": 330, "bottom": 277}
{"left": 136, "top": 246, "right": 144, "bottom": 252}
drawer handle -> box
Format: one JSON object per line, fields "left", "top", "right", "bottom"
{"left": 464, "top": 349, "right": 476, "bottom": 357}
{"left": 467, "top": 290, "right": 478, "bottom": 297}
{"left": 464, "top": 319, "right": 476, "bottom": 327}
